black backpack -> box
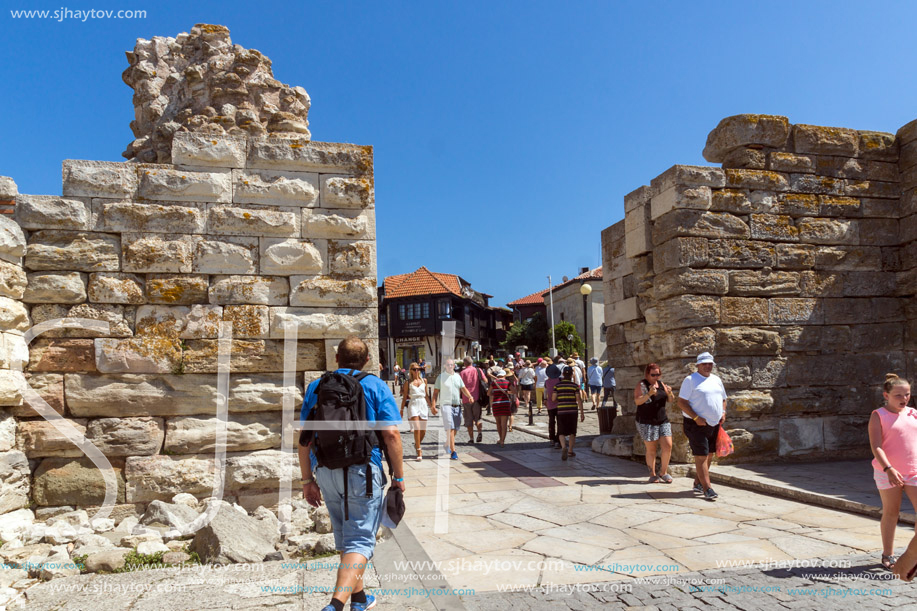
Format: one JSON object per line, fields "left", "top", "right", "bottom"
{"left": 300, "top": 370, "right": 390, "bottom": 519}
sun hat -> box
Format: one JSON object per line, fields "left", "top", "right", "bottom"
{"left": 696, "top": 352, "right": 715, "bottom": 365}
{"left": 494, "top": 368, "right": 505, "bottom": 376}
{"left": 546, "top": 364, "right": 561, "bottom": 379}
{"left": 380, "top": 486, "right": 405, "bottom": 529}
{"left": 590, "top": 357, "right": 598, "bottom": 364}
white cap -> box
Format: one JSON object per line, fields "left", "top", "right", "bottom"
{"left": 696, "top": 352, "right": 715, "bottom": 365}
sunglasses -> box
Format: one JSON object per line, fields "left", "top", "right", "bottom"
{"left": 410, "top": 368, "right": 420, "bottom": 371}
{"left": 649, "top": 373, "right": 660, "bottom": 377}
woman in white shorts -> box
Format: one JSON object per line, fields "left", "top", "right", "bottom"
{"left": 401, "top": 363, "right": 436, "bottom": 460}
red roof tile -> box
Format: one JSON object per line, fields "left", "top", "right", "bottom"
{"left": 383, "top": 266, "right": 464, "bottom": 299}
{"left": 507, "top": 289, "right": 548, "bottom": 307}
{"left": 508, "top": 267, "right": 603, "bottom": 307}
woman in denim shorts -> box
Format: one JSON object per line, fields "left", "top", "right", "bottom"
{"left": 634, "top": 363, "right": 675, "bottom": 483}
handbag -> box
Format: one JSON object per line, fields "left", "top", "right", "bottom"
{"left": 715, "top": 427, "right": 734, "bottom": 457}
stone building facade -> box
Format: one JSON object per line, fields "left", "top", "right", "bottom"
{"left": 0, "top": 25, "right": 377, "bottom": 516}
{"left": 602, "top": 114, "right": 915, "bottom": 463}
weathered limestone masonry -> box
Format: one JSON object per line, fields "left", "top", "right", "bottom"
{"left": 602, "top": 114, "right": 915, "bottom": 463}
{"left": 0, "top": 24, "right": 378, "bottom": 518}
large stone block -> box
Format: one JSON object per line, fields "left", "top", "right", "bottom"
{"left": 648, "top": 327, "right": 715, "bottom": 359}
{"left": 706, "top": 240, "right": 775, "bottom": 269}
{"left": 774, "top": 243, "right": 816, "bottom": 269}
{"left": 652, "top": 210, "right": 748, "bottom": 244}
{"left": 137, "top": 168, "right": 231, "bottom": 203}
{"left": 727, "top": 390, "right": 774, "bottom": 415}
{"left": 30, "top": 303, "right": 133, "bottom": 338}
{"left": 813, "top": 245, "right": 881, "bottom": 270}
{"left": 649, "top": 186, "right": 712, "bottom": 220}
{"left": 94, "top": 200, "right": 207, "bottom": 234}
{"left": 0, "top": 370, "right": 23, "bottom": 406}
{"left": 778, "top": 418, "right": 824, "bottom": 457}
{"left": 0, "top": 451, "right": 30, "bottom": 514}
{"left": 171, "top": 133, "right": 247, "bottom": 169}
{"left": 0, "top": 176, "right": 18, "bottom": 200}
{"left": 724, "top": 169, "right": 789, "bottom": 192}
{"left": 15, "top": 195, "right": 91, "bottom": 230}
{"left": 65, "top": 373, "right": 302, "bottom": 416}
{"left": 268, "top": 308, "right": 377, "bottom": 339}
{"left": 146, "top": 274, "right": 208, "bottom": 305}
{"left": 62, "top": 160, "right": 138, "bottom": 199}
{"left": 321, "top": 176, "right": 375, "bottom": 209}
{"left": 32, "top": 456, "right": 125, "bottom": 506}
{"left": 25, "top": 231, "right": 120, "bottom": 272}
{"left": 716, "top": 327, "right": 781, "bottom": 355}
{"left": 858, "top": 130, "right": 898, "bottom": 162}
{"left": 222, "top": 305, "right": 270, "bottom": 339}
{"left": 643, "top": 295, "right": 719, "bottom": 333}
{"left": 0, "top": 260, "right": 27, "bottom": 299}
{"left": 17, "top": 419, "right": 87, "bottom": 458}
{"left": 824, "top": 416, "right": 871, "bottom": 452}
{"left": 858, "top": 219, "right": 899, "bottom": 246}
{"left": 727, "top": 270, "right": 800, "bottom": 296}
{"left": 327, "top": 240, "right": 375, "bottom": 277}
{"left": 259, "top": 238, "right": 324, "bottom": 275}
{"left": 708, "top": 189, "right": 754, "bottom": 215}
{"left": 28, "top": 339, "right": 96, "bottom": 373}
{"left": 650, "top": 165, "right": 727, "bottom": 192}
{"left": 780, "top": 325, "right": 850, "bottom": 353}
{"left": 303, "top": 209, "right": 375, "bottom": 240}
{"left": 87, "top": 272, "right": 145, "bottom": 305}
{"left": 86, "top": 417, "right": 164, "bottom": 457}
{"left": 793, "top": 124, "right": 858, "bottom": 156}
{"left": 823, "top": 297, "right": 904, "bottom": 324}
{"left": 23, "top": 271, "right": 87, "bottom": 304}
{"left": 817, "top": 195, "right": 861, "bottom": 217}
{"left": 0, "top": 332, "right": 28, "bottom": 370}
{"left": 0, "top": 216, "right": 26, "bottom": 265}
{"left": 721, "top": 297, "right": 769, "bottom": 325}
{"left": 208, "top": 275, "right": 289, "bottom": 305}
{"left": 768, "top": 152, "right": 815, "bottom": 174}
{"left": 164, "top": 413, "right": 282, "bottom": 454}
{"left": 788, "top": 174, "right": 845, "bottom": 196}
{"left": 750, "top": 357, "right": 788, "bottom": 388}
{"left": 248, "top": 140, "right": 372, "bottom": 176}
{"left": 124, "top": 455, "right": 217, "bottom": 503}
{"left": 135, "top": 304, "right": 223, "bottom": 340}
{"left": 777, "top": 193, "right": 819, "bottom": 217}
{"left": 652, "top": 269, "right": 727, "bottom": 300}
{"left": 749, "top": 214, "right": 798, "bottom": 242}
{"left": 796, "top": 217, "right": 859, "bottom": 245}
{"left": 193, "top": 237, "right": 258, "bottom": 274}
{"left": 181, "top": 339, "right": 325, "bottom": 373}
{"left": 0, "top": 297, "right": 29, "bottom": 331}
{"left": 0, "top": 412, "right": 15, "bottom": 453}
{"left": 225, "top": 450, "right": 300, "bottom": 492}
{"left": 12, "top": 373, "right": 64, "bottom": 417}
{"left": 121, "top": 233, "right": 193, "bottom": 273}
{"left": 233, "top": 169, "right": 319, "bottom": 207}
{"left": 289, "top": 277, "right": 376, "bottom": 307}
{"left": 768, "top": 298, "right": 822, "bottom": 325}
{"left": 94, "top": 337, "right": 182, "bottom": 374}
{"left": 207, "top": 204, "right": 301, "bottom": 237}
{"left": 702, "top": 115, "right": 790, "bottom": 163}
{"left": 850, "top": 323, "right": 903, "bottom": 352}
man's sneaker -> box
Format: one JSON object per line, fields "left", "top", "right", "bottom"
{"left": 693, "top": 481, "right": 703, "bottom": 494}
{"left": 704, "top": 487, "right": 718, "bottom": 501}
{"left": 450, "top": 451, "right": 458, "bottom": 460}
{"left": 476, "top": 432, "right": 483, "bottom": 443}
{"left": 351, "top": 594, "right": 377, "bottom": 611}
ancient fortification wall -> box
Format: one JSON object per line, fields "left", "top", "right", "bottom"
{"left": 0, "top": 25, "right": 377, "bottom": 516}
{"left": 602, "top": 114, "right": 915, "bottom": 463}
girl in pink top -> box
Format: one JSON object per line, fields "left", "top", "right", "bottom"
{"left": 869, "top": 373, "right": 917, "bottom": 569}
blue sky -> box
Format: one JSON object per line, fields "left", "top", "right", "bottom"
{"left": 3, "top": 1, "right": 916, "bottom": 308}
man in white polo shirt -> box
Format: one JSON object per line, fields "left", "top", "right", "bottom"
{"left": 677, "top": 352, "right": 727, "bottom": 501}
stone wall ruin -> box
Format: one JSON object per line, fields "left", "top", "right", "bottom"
{"left": 602, "top": 113, "right": 915, "bottom": 463}
{"left": 0, "top": 24, "right": 378, "bottom": 517}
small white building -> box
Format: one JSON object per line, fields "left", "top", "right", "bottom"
{"left": 547, "top": 267, "right": 606, "bottom": 363}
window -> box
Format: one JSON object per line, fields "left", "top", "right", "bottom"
{"left": 380, "top": 313, "right": 387, "bottom": 326}
{"left": 438, "top": 300, "right": 452, "bottom": 319}
{"left": 398, "top": 304, "right": 406, "bottom": 320}
{"left": 399, "top": 303, "right": 429, "bottom": 320}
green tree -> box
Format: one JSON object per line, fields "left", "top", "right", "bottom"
{"left": 552, "top": 321, "right": 584, "bottom": 356}
{"left": 502, "top": 312, "right": 550, "bottom": 356}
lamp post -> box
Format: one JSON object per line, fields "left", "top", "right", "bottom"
{"left": 580, "top": 283, "right": 592, "bottom": 363}
{"left": 547, "top": 275, "right": 556, "bottom": 357}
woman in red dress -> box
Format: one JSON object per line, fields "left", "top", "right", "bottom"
{"left": 489, "top": 368, "right": 515, "bottom": 447}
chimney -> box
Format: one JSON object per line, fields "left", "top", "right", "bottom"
{"left": 580, "top": 267, "right": 589, "bottom": 275}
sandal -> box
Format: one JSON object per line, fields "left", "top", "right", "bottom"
{"left": 568, "top": 451, "right": 576, "bottom": 457}
{"left": 660, "top": 474, "right": 673, "bottom": 484}
{"left": 648, "top": 475, "right": 660, "bottom": 483}
{"left": 882, "top": 554, "right": 897, "bottom": 570}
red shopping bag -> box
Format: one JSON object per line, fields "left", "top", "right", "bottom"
{"left": 716, "top": 427, "right": 734, "bottom": 457}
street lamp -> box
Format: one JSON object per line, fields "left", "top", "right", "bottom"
{"left": 580, "top": 283, "right": 592, "bottom": 363}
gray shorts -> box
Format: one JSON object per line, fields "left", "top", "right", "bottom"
{"left": 443, "top": 405, "right": 462, "bottom": 431}
{"left": 637, "top": 421, "right": 672, "bottom": 442}
{"left": 463, "top": 401, "right": 481, "bottom": 426}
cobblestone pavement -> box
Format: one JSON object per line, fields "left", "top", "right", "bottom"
{"left": 462, "top": 553, "right": 908, "bottom": 610}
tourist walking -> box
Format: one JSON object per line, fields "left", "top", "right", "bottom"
{"left": 459, "top": 356, "right": 486, "bottom": 444}
{"left": 601, "top": 362, "right": 616, "bottom": 409}
{"left": 400, "top": 362, "right": 434, "bottom": 461}
{"left": 586, "top": 358, "right": 603, "bottom": 410}
{"left": 299, "top": 337, "right": 404, "bottom": 611}
{"left": 634, "top": 363, "right": 675, "bottom": 483}
{"left": 433, "top": 358, "right": 474, "bottom": 460}
{"left": 418, "top": 357, "right": 427, "bottom": 379}
{"left": 534, "top": 358, "right": 548, "bottom": 413}
{"left": 489, "top": 368, "right": 515, "bottom": 446}
{"left": 677, "top": 352, "right": 727, "bottom": 501}
{"left": 518, "top": 361, "right": 536, "bottom": 410}
{"left": 544, "top": 362, "right": 561, "bottom": 449}
{"left": 504, "top": 366, "right": 519, "bottom": 432}
{"left": 551, "top": 367, "right": 584, "bottom": 460}
{"left": 869, "top": 373, "right": 917, "bottom": 569}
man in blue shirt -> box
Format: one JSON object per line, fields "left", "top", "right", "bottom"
{"left": 299, "top": 337, "right": 404, "bottom": 611}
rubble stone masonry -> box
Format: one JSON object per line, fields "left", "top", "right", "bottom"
{"left": 603, "top": 114, "right": 914, "bottom": 463}
{"left": 0, "top": 25, "right": 377, "bottom": 515}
